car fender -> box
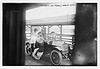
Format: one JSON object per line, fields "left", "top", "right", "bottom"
{"left": 55, "top": 46, "right": 64, "bottom": 51}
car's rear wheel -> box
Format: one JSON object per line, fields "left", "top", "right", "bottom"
{"left": 50, "top": 50, "right": 62, "bottom": 65}
{"left": 25, "top": 44, "right": 32, "bottom": 55}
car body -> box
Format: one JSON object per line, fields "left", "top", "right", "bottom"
{"left": 25, "top": 40, "right": 72, "bottom": 65}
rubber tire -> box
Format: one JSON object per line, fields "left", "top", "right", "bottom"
{"left": 50, "top": 50, "right": 62, "bottom": 65}
{"left": 25, "top": 44, "right": 32, "bottom": 56}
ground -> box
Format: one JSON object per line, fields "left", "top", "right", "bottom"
{"left": 25, "top": 54, "right": 72, "bottom": 66}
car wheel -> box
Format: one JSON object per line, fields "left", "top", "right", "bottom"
{"left": 25, "top": 44, "right": 32, "bottom": 55}
{"left": 50, "top": 50, "right": 62, "bottom": 65}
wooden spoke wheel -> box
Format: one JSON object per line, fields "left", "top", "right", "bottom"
{"left": 50, "top": 50, "right": 62, "bottom": 65}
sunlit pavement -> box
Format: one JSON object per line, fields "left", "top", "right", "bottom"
{"left": 25, "top": 54, "right": 72, "bottom": 66}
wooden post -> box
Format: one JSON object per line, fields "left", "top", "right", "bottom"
{"left": 48, "top": 25, "right": 52, "bottom": 34}
{"left": 58, "top": 25, "right": 62, "bottom": 41}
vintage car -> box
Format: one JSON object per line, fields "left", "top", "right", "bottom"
{"left": 25, "top": 39, "right": 73, "bottom": 65}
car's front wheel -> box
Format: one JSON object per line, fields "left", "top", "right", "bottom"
{"left": 50, "top": 50, "right": 62, "bottom": 65}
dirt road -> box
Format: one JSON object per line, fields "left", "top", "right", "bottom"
{"left": 25, "top": 54, "right": 72, "bottom": 66}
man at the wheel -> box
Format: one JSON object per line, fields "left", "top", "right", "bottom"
{"left": 32, "top": 32, "right": 44, "bottom": 59}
